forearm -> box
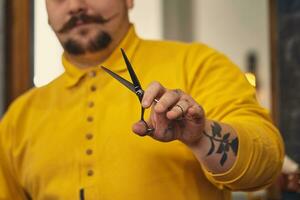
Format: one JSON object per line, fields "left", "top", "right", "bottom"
{"left": 186, "top": 119, "right": 239, "bottom": 174}
{"left": 135, "top": 80, "right": 283, "bottom": 189}
{"left": 186, "top": 118, "right": 284, "bottom": 191}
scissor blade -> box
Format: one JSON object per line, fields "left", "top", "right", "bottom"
{"left": 120, "top": 48, "right": 142, "bottom": 90}
{"left": 101, "top": 66, "right": 136, "bottom": 94}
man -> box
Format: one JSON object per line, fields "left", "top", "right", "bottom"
{"left": 0, "top": 0, "right": 284, "bottom": 199}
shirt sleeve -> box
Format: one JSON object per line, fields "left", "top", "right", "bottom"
{"left": 0, "top": 108, "right": 27, "bottom": 199}
{"left": 185, "top": 44, "right": 284, "bottom": 191}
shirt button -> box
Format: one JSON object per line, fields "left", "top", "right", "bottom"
{"left": 88, "top": 101, "right": 94, "bottom": 108}
{"left": 88, "top": 71, "right": 97, "bottom": 77}
{"left": 87, "top": 116, "right": 94, "bottom": 122}
{"left": 86, "top": 133, "right": 93, "bottom": 140}
{"left": 87, "top": 169, "right": 94, "bottom": 176}
{"left": 90, "top": 85, "right": 97, "bottom": 92}
{"left": 86, "top": 149, "right": 93, "bottom": 155}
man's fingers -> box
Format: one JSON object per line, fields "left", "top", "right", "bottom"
{"left": 166, "top": 99, "right": 190, "bottom": 120}
{"left": 132, "top": 120, "right": 153, "bottom": 137}
{"left": 142, "top": 81, "right": 166, "bottom": 108}
{"left": 154, "top": 89, "right": 182, "bottom": 113}
{"left": 186, "top": 104, "right": 205, "bottom": 124}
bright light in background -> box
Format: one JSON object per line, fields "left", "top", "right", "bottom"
{"left": 245, "top": 72, "right": 256, "bottom": 87}
{"left": 34, "top": 0, "right": 163, "bottom": 87}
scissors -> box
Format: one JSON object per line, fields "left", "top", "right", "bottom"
{"left": 101, "top": 48, "right": 158, "bottom": 134}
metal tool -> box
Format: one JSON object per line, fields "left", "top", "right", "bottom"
{"left": 101, "top": 48, "right": 157, "bottom": 133}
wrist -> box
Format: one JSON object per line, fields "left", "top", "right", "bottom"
{"left": 182, "top": 119, "right": 209, "bottom": 149}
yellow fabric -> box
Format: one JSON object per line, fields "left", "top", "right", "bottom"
{"left": 0, "top": 26, "right": 284, "bottom": 200}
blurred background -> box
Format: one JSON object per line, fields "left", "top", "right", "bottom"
{"left": 33, "top": 0, "right": 271, "bottom": 110}
{"left": 0, "top": 0, "right": 299, "bottom": 199}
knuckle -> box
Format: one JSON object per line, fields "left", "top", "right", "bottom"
{"left": 165, "top": 90, "right": 178, "bottom": 98}
{"left": 166, "top": 89, "right": 181, "bottom": 99}
{"left": 181, "top": 93, "right": 191, "bottom": 101}
{"left": 181, "top": 99, "right": 190, "bottom": 106}
{"left": 197, "top": 105, "right": 205, "bottom": 115}
{"left": 173, "top": 89, "right": 183, "bottom": 95}
{"left": 150, "top": 81, "right": 162, "bottom": 88}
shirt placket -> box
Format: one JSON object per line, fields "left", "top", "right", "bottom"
{"left": 80, "top": 69, "right": 99, "bottom": 195}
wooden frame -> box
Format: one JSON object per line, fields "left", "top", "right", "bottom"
{"left": 269, "top": 0, "right": 279, "bottom": 126}
{"left": 5, "top": 0, "right": 33, "bottom": 107}
{"left": 0, "top": 1, "right": 5, "bottom": 115}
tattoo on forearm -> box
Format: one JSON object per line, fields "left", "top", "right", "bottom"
{"left": 203, "top": 122, "right": 239, "bottom": 166}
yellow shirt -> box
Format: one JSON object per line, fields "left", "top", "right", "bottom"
{"left": 0, "top": 26, "right": 284, "bottom": 200}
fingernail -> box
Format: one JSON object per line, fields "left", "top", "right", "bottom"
{"left": 142, "top": 100, "right": 149, "bottom": 107}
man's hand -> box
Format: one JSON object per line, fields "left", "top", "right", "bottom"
{"left": 132, "top": 81, "right": 239, "bottom": 173}
{"left": 132, "top": 81, "right": 205, "bottom": 146}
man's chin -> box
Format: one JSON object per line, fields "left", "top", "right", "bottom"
{"left": 63, "top": 39, "right": 86, "bottom": 55}
{"left": 61, "top": 33, "right": 99, "bottom": 55}
{"left": 62, "top": 31, "right": 112, "bottom": 55}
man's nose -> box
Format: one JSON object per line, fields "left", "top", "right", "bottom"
{"left": 68, "top": 0, "right": 87, "bottom": 15}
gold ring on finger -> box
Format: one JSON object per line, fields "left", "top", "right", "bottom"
{"left": 175, "top": 104, "right": 185, "bottom": 120}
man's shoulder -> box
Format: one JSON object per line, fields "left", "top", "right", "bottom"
{"left": 139, "top": 38, "right": 217, "bottom": 55}
{"left": 136, "top": 38, "right": 226, "bottom": 72}
{"left": 3, "top": 74, "right": 66, "bottom": 118}
{"left": 1, "top": 87, "right": 37, "bottom": 124}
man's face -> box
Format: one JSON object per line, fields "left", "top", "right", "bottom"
{"left": 46, "top": 0, "right": 133, "bottom": 55}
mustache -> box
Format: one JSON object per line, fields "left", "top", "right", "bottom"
{"left": 58, "top": 13, "right": 117, "bottom": 34}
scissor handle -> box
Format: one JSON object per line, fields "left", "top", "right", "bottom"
{"left": 140, "top": 106, "right": 154, "bottom": 134}
{"left": 134, "top": 89, "right": 143, "bottom": 103}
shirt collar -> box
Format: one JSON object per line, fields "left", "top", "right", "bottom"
{"left": 62, "top": 24, "right": 141, "bottom": 88}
